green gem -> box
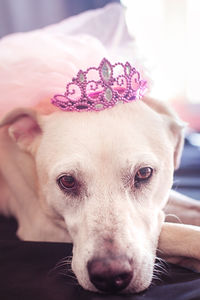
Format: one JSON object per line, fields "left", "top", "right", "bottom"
{"left": 126, "top": 64, "right": 131, "bottom": 75}
{"left": 105, "top": 88, "right": 112, "bottom": 101}
{"left": 95, "top": 104, "right": 104, "bottom": 110}
{"left": 78, "top": 71, "right": 85, "bottom": 83}
{"left": 102, "top": 62, "right": 111, "bottom": 82}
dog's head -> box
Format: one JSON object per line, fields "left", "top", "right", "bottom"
{"left": 0, "top": 98, "right": 185, "bottom": 293}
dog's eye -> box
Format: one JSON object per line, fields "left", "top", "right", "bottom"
{"left": 135, "top": 167, "right": 153, "bottom": 183}
{"left": 58, "top": 175, "right": 76, "bottom": 190}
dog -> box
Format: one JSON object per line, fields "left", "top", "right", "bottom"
{"left": 0, "top": 6, "right": 200, "bottom": 291}
{"left": 1, "top": 94, "right": 200, "bottom": 294}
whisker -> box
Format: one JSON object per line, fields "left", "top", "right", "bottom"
{"left": 156, "top": 248, "right": 165, "bottom": 256}
{"left": 48, "top": 255, "right": 73, "bottom": 276}
{"left": 47, "top": 254, "right": 80, "bottom": 287}
{"left": 152, "top": 256, "right": 169, "bottom": 285}
{"left": 165, "top": 213, "right": 182, "bottom": 223}
{"left": 151, "top": 275, "right": 163, "bottom": 285}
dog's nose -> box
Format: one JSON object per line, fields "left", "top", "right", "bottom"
{"left": 87, "top": 256, "right": 133, "bottom": 293}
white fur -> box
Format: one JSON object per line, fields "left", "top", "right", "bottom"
{"left": 0, "top": 98, "right": 188, "bottom": 293}
{"left": 1, "top": 4, "right": 200, "bottom": 292}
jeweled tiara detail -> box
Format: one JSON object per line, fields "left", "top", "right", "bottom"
{"left": 51, "top": 58, "right": 147, "bottom": 112}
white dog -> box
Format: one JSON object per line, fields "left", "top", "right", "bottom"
{"left": 1, "top": 4, "right": 200, "bottom": 293}
{"left": 1, "top": 95, "right": 200, "bottom": 293}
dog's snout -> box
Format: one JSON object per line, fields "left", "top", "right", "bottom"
{"left": 87, "top": 256, "right": 133, "bottom": 293}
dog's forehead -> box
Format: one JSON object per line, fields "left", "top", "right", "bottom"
{"left": 39, "top": 102, "right": 169, "bottom": 167}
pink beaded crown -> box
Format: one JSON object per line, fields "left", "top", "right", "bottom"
{"left": 51, "top": 58, "right": 147, "bottom": 112}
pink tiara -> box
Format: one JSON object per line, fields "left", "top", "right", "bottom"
{"left": 51, "top": 58, "right": 147, "bottom": 112}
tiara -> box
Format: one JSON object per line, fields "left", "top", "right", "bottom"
{"left": 51, "top": 58, "right": 147, "bottom": 112}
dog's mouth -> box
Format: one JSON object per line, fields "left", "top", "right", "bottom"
{"left": 69, "top": 247, "right": 156, "bottom": 294}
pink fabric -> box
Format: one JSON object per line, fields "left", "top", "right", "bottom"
{"left": 0, "top": 3, "right": 146, "bottom": 117}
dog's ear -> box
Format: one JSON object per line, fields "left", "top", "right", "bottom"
{"left": 169, "top": 117, "right": 185, "bottom": 170}
{"left": 143, "top": 97, "right": 186, "bottom": 170}
{"left": 0, "top": 108, "right": 42, "bottom": 153}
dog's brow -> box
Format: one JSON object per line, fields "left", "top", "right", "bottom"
{"left": 50, "top": 159, "right": 84, "bottom": 177}
{"left": 127, "top": 155, "right": 159, "bottom": 172}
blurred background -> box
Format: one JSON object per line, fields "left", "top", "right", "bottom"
{"left": 0, "top": 0, "right": 200, "bottom": 129}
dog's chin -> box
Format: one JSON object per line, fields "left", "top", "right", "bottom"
{"left": 127, "top": 272, "right": 153, "bottom": 294}
{"left": 124, "top": 262, "right": 154, "bottom": 294}
{"left": 77, "top": 276, "right": 153, "bottom": 295}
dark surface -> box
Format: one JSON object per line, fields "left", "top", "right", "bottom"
{"left": 1, "top": 240, "right": 200, "bottom": 300}
{"left": 0, "top": 136, "right": 200, "bottom": 300}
